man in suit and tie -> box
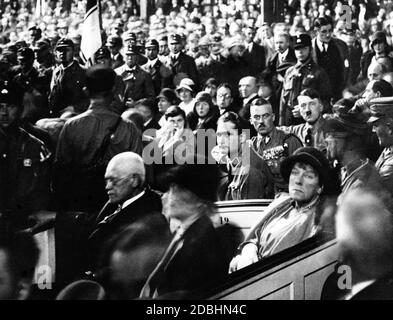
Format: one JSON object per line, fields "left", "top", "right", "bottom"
{"left": 264, "top": 32, "right": 297, "bottom": 100}
{"left": 115, "top": 44, "right": 155, "bottom": 108}
{"left": 312, "top": 16, "right": 346, "bottom": 101}
{"left": 166, "top": 33, "right": 200, "bottom": 89}
{"left": 106, "top": 35, "right": 125, "bottom": 70}
{"left": 140, "top": 157, "right": 229, "bottom": 299}
{"left": 87, "top": 152, "right": 170, "bottom": 271}
{"left": 238, "top": 76, "right": 259, "bottom": 122}
{"left": 243, "top": 26, "right": 266, "bottom": 77}
{"left": 141, "top": 38, "right": 172, "bottom": 95}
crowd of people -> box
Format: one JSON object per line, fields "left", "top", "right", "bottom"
{"left": 2, "top": 0, "right": 393, "bottom": 300}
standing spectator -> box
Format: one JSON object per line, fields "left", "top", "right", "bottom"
{"left": 165, "top": 33, "right": 200, "bottom": 89}
{"left": 115, "top": 44, "right": 155, "bottom": 108}
{"left": 141, "top": 38, "right": 172, "bottom": 95}
{"left": 280, "top": 34, "right": 332, "bottom": 126}
{"left": 243, "top": 26, "right": 266, "bottom": 77}
{"left": 0, "top": 80, "right": 51, "bottom": 227}
{"left": 49, "top": 38, "right": 88, "bottom": 117}
{"left": 238, "top": 76, "right": 259, "bottom": 121}
{"left": 106, "top": 35, "right": 125, "bottom": 69}
{"left": 312, "top": 16, "right": 347, "bottom": 101}
{"left": 54, "top": 65, "right": 143, "bottom": 212}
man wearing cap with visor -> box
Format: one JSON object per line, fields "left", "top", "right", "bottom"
{"left": 141, "top": 38, "right": 172, "bottom": 95}
{"left": 106, "top": 35, "right": 124, "bottom": 69}
{"left": 49, "top": 38, "right": 88, "bottom": 117}
{"left": 324, "top": 101, "right": 384, "bottom": 195}
{"left": 280, "top": 33, "right": 332, "bottom": 126}
{"left": 369, "top": 97, "right": 393, "bottom": 195}
{"left": 0, "top": 80, "right": 51, "bottom": 227}
{"left": 115, "top": 44, "right": 155, "bottom": 108}
{"left": 165, "top": 33, "right": 199, "bottom": 89}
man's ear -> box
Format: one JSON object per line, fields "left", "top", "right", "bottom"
{"left": 240, "top": 131, "right": 247, "bottom": 144}
{"left": 15, "top": 278, "right": 32, "bottom": 300}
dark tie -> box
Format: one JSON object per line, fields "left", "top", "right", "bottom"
{"left": 139, "top": 226, "right": 185, "bottom": 298}
{"left": 98, "top": 204, "right": 122, "bottom": 226}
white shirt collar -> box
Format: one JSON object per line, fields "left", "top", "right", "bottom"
{"left": 171, "top": 52, "right": 180, "bottom": 60}
{"left": 345, "top": 280, "right": 376, "bottom": 300}
{"left": 279, "top": 48, "right": 289, "bottom": 61}
{"left": 316, "top": 38, "right": 328, "bottom": 52}
{"left": 121, "top": 190, "right": 146, "bottom": 210}
{"left": 149, "top": 58, "right": 158, "bottom": 67}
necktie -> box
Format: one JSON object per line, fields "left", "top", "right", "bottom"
{"left": 139, "top": 226, "right": 185, "bottom": 298}
{"left": 98, "top": 204, "right": 122, "bottom": 226}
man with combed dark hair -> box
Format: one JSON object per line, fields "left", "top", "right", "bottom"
{"left": 0, "top": 224, "right": 39, "bottom": 299}
{"left": 312, "top": 16, "right": 348, "bottom": 101}
{"left": 212, "top": 111, "right": 274, "bottom": 200}
{"left": 54, "top": 65, "right": 143, "bottom": 212}
{"left": 279, "top": 88, "right": 330, "bottom": 152}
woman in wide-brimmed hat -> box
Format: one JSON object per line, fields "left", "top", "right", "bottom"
{"left": 229, "top": 147, "right": 340, "bottom": 273}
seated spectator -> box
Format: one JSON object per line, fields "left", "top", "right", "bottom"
{"left": 203, "top": 77, "right": 219, "bottom": 105}
{"left": 0, "top": 224, "right": 39, "bottom": 300}
{"left": 187, "top": 92, "right": 219, "bottom": 131}
{"left": 331, "top": 188, "right": 393, "bottom": 299}
{"left": 211, "top": 112, "right": 274, "bottom": 200}
{"left": 87, "top": 152, "right": 170, "bottom": 271}
{"left": 97, "top": 216, "right": 170, "bottom": 300}
{"left": 156, "top": 88, "right": 180, "bottom": 128}
{"left": 134, "top": 98, "right": 161, "bottom": 134}
{"left": 140, "top": 157, "right": 228, "bottom": 299}
{"left": 176, "top": 78, "right": 196, "bottom": 115}
{"left": 229, "top": 147, "right": 338, "bottom": 272}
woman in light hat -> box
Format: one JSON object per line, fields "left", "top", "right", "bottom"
{"left": 229, "top": 147, "right": 340, "bottom": 273}
{"left": 176, "top": 78, "right": 196, "bottom": 115}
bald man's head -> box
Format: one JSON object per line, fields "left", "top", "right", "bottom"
{"left": 105, "top": 152, "right": 146, "bottom": 204}
{"left": 336, "top": 189, "right": 393, "bottom": 283}
{"left": 239, "top": 76, "right": 258, "bottom": 99}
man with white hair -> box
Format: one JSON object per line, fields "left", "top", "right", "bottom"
{"left": 87, "top": 152, "right": 170, "bottom": 269}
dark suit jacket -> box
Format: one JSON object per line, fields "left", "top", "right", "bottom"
{"left": 87, "top": 188, "right": 170, "bottom": 269}
{"left": 167, "top": 52, "right": 200, "bottom": 89}
{"left": 142, "top": 59, "right": 172, "bottom": 95}
{"left": 111, "top": 53, "right": 125, "bottom": 70}
{"left": 312, "top": 38, "right": 345, "bottom": 100}
{"left": 156, "top": 214, "right": 229, "bottom": 297}
{"left": 116, "top": 65, "right": 156, "bottom": 102}
{"left": 243, "top": 42, "right": 266, "bottom": 76}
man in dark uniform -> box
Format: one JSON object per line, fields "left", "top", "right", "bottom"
{"left": 106, "top": 35, "right": 125, "bottom": 70}
{"left": 13, "top": 47, "right": 47, "bottom": 122}
{"left": 54, "top": 65, "right": 143, "bottom": 212}
{"left": 280, "top": 34, "right": 332, "bottom": 126}
{"left": 49, "top": 38, "right": 88, "bottom": 117}
{"left": 249, "top": 98, "right": 302, "bottom": 194}
{"left": 0, "top": 80, "right": 51, "bottom": 227}
{"left": 165, "top": 33, "right": 200, "bottom": 89}
{"left": 115, "top": 44, "right": 155, "bottom": 108}
{"left": 312, "top": 16, "right": 347, "bottom": 101}
{"left": 141, "top": 38, "right": 172, "bottom": 95}
{"left": 198, "top": 33, "right": 226, "bottom": 84}
{"left": 368, "top": 97, "right": 393, "bottom": 196}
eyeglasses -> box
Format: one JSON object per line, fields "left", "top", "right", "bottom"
{"left": 105, "top": 176, "right": 130, "bottom": 187}
{"left": 217, "top": 94, "right": 232, "bottom": 99}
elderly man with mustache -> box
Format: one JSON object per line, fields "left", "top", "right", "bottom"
{"left": 249, "top": 98, "right": 302, "bottom": 194}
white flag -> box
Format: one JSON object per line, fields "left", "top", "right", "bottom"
{"left": 80, "top": 0, "right": 102, "bottom": 63}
